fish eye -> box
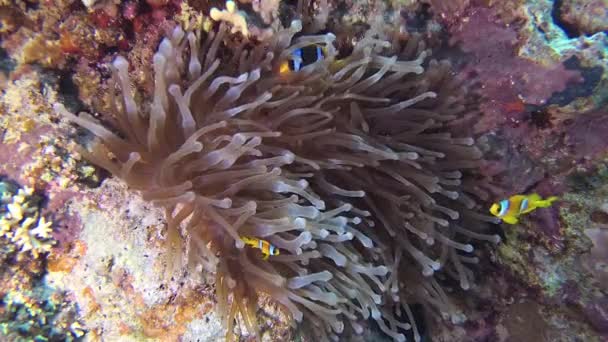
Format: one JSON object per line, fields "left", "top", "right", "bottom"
{"left": 497, "top": 199, "right": 510, "bottom": 216}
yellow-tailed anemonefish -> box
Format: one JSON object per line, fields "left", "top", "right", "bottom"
{"left": 489, "top": 193, "right": 558, "bottom": 224}
{"left": 240, "top": 236, "right": 280, "bottom": 260}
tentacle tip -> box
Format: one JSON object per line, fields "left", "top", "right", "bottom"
{"left": 52, "top": 103, "right": 67, "bottom": 113}
{"left": 226, "top": 0, "right": 237, "bottom": 13}
{"left": 210, "top": 8, "right": 221, "bottom": 20}
{"left": 317, "top": 201, "right": 326, "bottom": 210}
{"left": 168, "top": 84, "right": 181, "bottom": 95}
{"left": 219, "top": 198, "right": 232, "bottom": 208}
{"left": 294, "top": 217, "right": 306, "bottom": 228}
{"left": 172, "top": 25, "right": 184, "bottom": 38}
{"left": 431, "top": 261, "right": 441, "bottom": 271}
{"left": 153, "top": 53, "right": 166, "bottom": 66}
{"left": 113, "top": 55, "right": 128, "bottom": 69}
{"left": 291, "top": 20, "right": 302, "bottom": 31}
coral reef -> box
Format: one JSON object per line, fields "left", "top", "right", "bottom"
{"left": 0, "top": 0, "right": 606, "bottom": 341}
{"left": 1, "top": 285, "right": 85, "bottom": 342}
{"left": 424, "top": 1, "right": 608, "bottom": 339}
{"left": 0, "top": 179, "right": 84, "bottom": 341}
{"left": 556, "top": 0, "right": 608, "bottom": 36}
{"left": 55, "top": 7, "right": 501, "bottom": 341}
{"left": 44, "top": 178, "right": 236, "bottom": 341}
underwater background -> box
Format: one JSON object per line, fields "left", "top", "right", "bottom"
{"left": 0, "top": 0, "right": 607, "bottom": 341}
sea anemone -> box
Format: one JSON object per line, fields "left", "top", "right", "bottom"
{"left": 54, "top": 13, "right": 500, "bottom": 342}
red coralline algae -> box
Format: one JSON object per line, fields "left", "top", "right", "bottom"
{"left": 583, "top": 298, "right": 608, "bottom": 334}
{"left": 131, "top": 1, "right": 181, "bottom": 35}
{"left": 42, "top": 189, "right": 88, "bottom": 248}
{"left": 59, "top": 31, "right": 81, "bottom": 54}
{"left": 529, "top": 206, "right": 563, "bottom": 249}
{"left": 122, "top": 1, "right": 139, "bottom": 21}
{"left": 0, "top": 127, "right": 53, "bottom": 186}
{"left": 558, "top": 0, "right": 608, "bottom": 36}
{"left": 427, "top": 0, "right": 470, "bottom": 23}
{"left": 117, "top": 37, "right": 131, "bottom": 51}
{"left": 590, "top": 210, "right": 608, "bottom": 224}
{"left": 447, "top": 6, "right": 581, "bottom": 132}
{"left": 90, "top": 7, "right": 120, "bottom": 29}
{"left": 147, "top": 0, "right": 170, "bottom": 9}
{"left": 566, "top": 109, "right": 608, "bottom": 158}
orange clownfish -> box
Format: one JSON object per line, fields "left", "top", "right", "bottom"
{"left": 241, "top": 236, "right": 280, "bottom": 260}
{"left": 279, "top": 44, "right": 326, "bottom": 75}
{"left": 490, "top": 193, "right": 558, "bottom": 224}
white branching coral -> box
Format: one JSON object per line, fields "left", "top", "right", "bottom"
{"left": 0, "top": 184, "right": 55, "bottom": 259}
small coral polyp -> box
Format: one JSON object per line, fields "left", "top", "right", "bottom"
{"left": 55, "top": 17, "right": 500, "bottom": 341}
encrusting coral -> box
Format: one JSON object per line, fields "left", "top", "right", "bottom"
{"left": 54, "top": 8, "right": 501, "bottom": 341}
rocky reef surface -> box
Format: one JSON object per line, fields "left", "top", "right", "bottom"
{"left": 0, "top": 0, "right": 606, "bottom": 341}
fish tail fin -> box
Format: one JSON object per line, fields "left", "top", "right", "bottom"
{"left": 545, "top": 196, "right": 559, "bottom": 205}
{"left": 536, "top": 196, "right": 559, "bottom": 208}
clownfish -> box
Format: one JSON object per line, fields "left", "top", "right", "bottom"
{"left": 489, "top": 193, "right": 559, "bottom": 224}
{"left": 241, "top": 236, "right": 280, "bottom": 260}
{"left": 279, "top": 45, "right": 326, "bottom": 75}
